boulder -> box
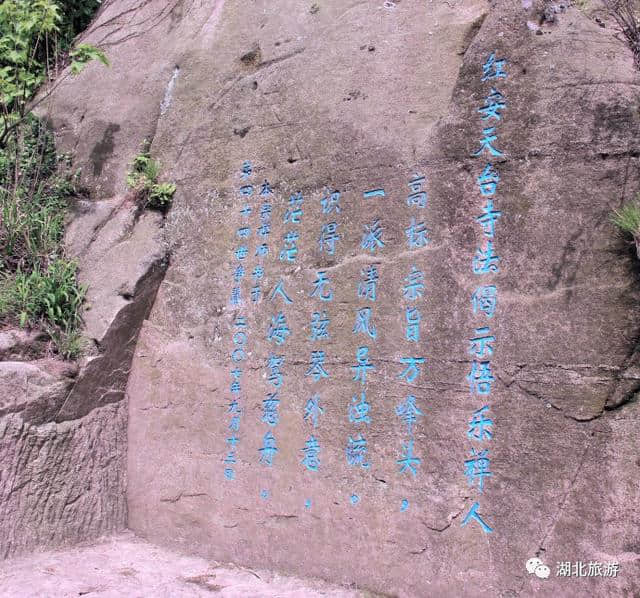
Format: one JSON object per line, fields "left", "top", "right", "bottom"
{"left": 2, "top": 0, "right": 638, "bottom": 596}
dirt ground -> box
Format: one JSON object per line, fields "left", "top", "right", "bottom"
{"left": 0, "top": 532, "right": 368, "bottom": 597}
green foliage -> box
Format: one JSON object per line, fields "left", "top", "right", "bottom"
{"left": 0, "top": 1, "right": 103, "bottom": 358}
{"left": 0, "top": 259, "right": 85, "bottom": 330}
{"left": 0, "top": 0, "right": 107, "bottom": 144}
{"left": 612, "top": 201, "right": 640, "bottom": 236}
{"left": 127, "top": 143, "right": 176, "bottom": 211}
{"left": 0, "top": 115, "right": 86, "bottom": 358}
{"left": 69, "top": 43, "right": 109, "bottom": 75}
{"left": 149, "top": 182, "right": 177, "bottom": 208}
{"left": 0, "top": 0, "right": 61, "bottom": 115}
{"left": 46, "top": 324, "right": 85, "bottom": 359}
{"left": 0, "top": 115, "right": 68, "bottom": 270}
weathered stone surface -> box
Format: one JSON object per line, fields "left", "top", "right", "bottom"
{"left": 56, "top": 195, "right": 167, "bottom": 422}
{"left": 2, "top": 0, "right": 639, "bottom": 595}
{"left": 40, "top": 0, "right": 212, "bottom": 199}
{"left": 0, "top": 360, "right": 77, "bottom": 425}
{"left": 0, "top": 402, "right": 126, "bottom": 560}
{"left": 65, "top": 197, "right": 165, "bottom": 344}
{"left": 118, "top": 1, "right": 640, "bottom": 596}
{"left": 32, "top": 0, "right": 177, "bottom": 423}
{"left": 53, "top": 254, "right": 165, "bottom": 423}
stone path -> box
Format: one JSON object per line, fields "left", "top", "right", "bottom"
{"left": 0, "top": 533, "right": 369, "bottom": 597}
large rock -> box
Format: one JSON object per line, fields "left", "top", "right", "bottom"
{"left": 2, "top": 0, "right": 639, "bottom": 596}
{"left": 0, "top": 329, "right": 50, "bottom": 361}
{"left": 58, "top": 196, "right": 167, "bottom": 421}
{"left": 0, "top": 203, "right": 163, "bottom": 556}
{"left": 0, "top": 196, "right": 164, "bottom": 556}
{"left": 115, "top": 0, "right": 639, "bottom": 595}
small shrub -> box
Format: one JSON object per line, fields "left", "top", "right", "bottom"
{"left": 149, "top": 182, "right": 177, "bottom": 208}
{"left": 0, "top": 0, "right": 108, "bottom": 144}
{"left": 0, "top": 115, "right": 73, "bottom": 272}
{"left": 127, "top": 142, "right": 176, "bottom": 211}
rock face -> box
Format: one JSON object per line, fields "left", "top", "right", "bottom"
{"left": 2, "top": 0, "right": 640, "bottom": 596}
{"left": 0, "top": 402, "right": 127, "bottom": 559}
{"left": 0, "top": 346, "right": 129, "bottom": 559}
{"left": 0, "top": 0, "right": 170, "bottom": 558}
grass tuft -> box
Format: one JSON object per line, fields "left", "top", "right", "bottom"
{"left": 612, "top": 201, "right": 640, "bottom": 236}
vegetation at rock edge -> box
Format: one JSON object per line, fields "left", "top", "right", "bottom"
{"left": 0, "top": 0, "right": 105, "bottom": 359}
{"left": 606, "top": 2, "right": 640, "bottom": 249}
{"left": 612, "top": 199, "right": 640, "bottom": 237}
{"left": 604, "top": 0, "right": 640, "bottom": 68}
{"left": 127, "top": 142, "right": 177, "bottom": 212}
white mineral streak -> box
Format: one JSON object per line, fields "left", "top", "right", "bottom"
{"left": 160, "top": 66, "right": 180, "bottom": 116}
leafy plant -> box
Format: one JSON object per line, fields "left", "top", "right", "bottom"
{"left": 46, "top": 323, "right": 85, "bottom": 359}
{"left": 0, "top": 259, "right": 85, "bottom": 330}
{"left": 0, "top": 0, "right": 109, "bottom": 145}
{"left": 127, "top": 143, "right": 176, "bottom": 211}
{"left": 0, "top": 116, "right": 87, "bottom": 358}
{"left": 69, "top": 43, "right": 109, "bottom": 75}
{"left": 149, "top": 182, "right": 177, "bottom": 208}
{"left": 0, "top": 115, "right": 71, "bottom": 271}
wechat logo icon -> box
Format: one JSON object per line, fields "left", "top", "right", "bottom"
{"left": 526, "top": 557, "right": 551, "bottom": 579}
